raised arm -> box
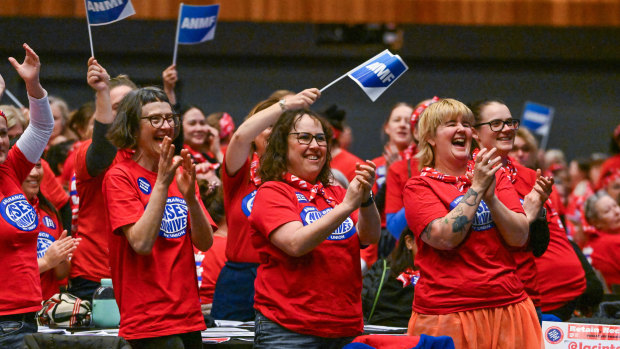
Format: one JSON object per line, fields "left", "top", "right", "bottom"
{"left": 0, "top": 73, "right": 5, "bottom": 100}
{"left": 162, "top": 64, "right": 178, "bottom": 106}
{"left": 420, "top": 148, "right": 501, "bottom": 250}
{"left": 11, "top": 44, "right": 54, "bottom": 163}
{"left": 225, "top": 88, "right": 320, "bottom": 176}
{"left": 121, "top": 137, "right": 182, "bottom": 255}
{"left": 85, "top": 57, "right": 117, "bottom": 177}
{"left": 176, "top": 148, "right": 214, "bottom": 251}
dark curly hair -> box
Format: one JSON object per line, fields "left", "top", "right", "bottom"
{"left": 259, "top": 109, "right": 333, "bottom": 185}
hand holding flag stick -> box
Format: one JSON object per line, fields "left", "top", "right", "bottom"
{"left": 320, "top": 49, "right": 408, "bottom": 102}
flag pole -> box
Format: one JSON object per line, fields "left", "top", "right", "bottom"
{"left": 319, "top": 74, "right": 347, "bottom": 93}
{"left": 172, "top": 3, "right": 183, "bottom": 66}
{"left": 4, "top": 89, "right": 24, "bottom": 109}
{"left": 539, "top": 113, "right": 554, "bottom": 151}
{"left": 84, "top": 0, "right": 95, "bottom": 57}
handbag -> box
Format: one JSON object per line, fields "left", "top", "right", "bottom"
{"left": 37, "top": 292, "right": 92, "bottom": 327}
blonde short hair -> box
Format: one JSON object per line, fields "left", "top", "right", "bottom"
{"left": 415, "top": 98, "right": 474, "bottom": 169}
{"left": 0, "top": 105, "right": 27, "bottom": 129}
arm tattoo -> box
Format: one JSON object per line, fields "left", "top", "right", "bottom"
{"left": 422, "top": 218, "right": 440, "bottom": 240}
{"left": 449, "top": 206, "right": 471, "bottom": 234}
{"left": 461, "top": 188, "right": 479, "bottom": 207}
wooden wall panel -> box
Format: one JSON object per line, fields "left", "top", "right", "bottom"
{"left": 0, "top": 0, "right": 618, "bottom": 26}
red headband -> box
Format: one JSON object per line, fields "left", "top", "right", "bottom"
{"left": 410, "top": 96, "right": 440, "bottom": 130}
{"left": 219, "top": 112, "right": 235, "bottom": 139}
{"left": 0, "top": 110, "right": 6, "bottom": 125}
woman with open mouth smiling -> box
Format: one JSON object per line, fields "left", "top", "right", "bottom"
{"left": 103, "top": 87, "right": 216, "bottom": 348}
{"left": 249, "top": 109, "right": 380, "bottom": 348}
{"left": 471, "top": 99, "right": 588, "bottom": 322}
{"left": 403, "top": 99, "right": 541, "bottom": 348}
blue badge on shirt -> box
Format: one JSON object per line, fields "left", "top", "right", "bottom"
{"left": 241, "top": 190, "right": 257, "bottom": 217}
{"left": 0, "top": 194, "right": 38, "bottom": 231}
{"left": 449, "top": 196, "right": 494, "bottom": 231}
{"left": 300, "top": 206, "right": 356, "bottom": 241}
{"left": 43, "top": 216, "right": 56, "bottom": 229}
{"left": 37, "top": 232, "right": 56, "bottom": 259}
{"left": 295, "top": 192, "right": 309, "bottom": 203}
{"left": 159, "top": 197, "right": 188, "bottom": 238}
{"left": 137, "top": 177, "right": 152, "bottom": 195}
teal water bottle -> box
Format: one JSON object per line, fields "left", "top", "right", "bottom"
{"left": 92, "top": 278, "right": 121, "bottom": 328}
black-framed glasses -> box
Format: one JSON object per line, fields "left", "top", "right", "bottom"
{"left": 474, "top": 118, "right": 520, "bottom": 132}
{"left": 140, "top": 113, "right": 180, "bottom": 129}
{"left": 289, "top": 132, "right": 328, "bottom": 146}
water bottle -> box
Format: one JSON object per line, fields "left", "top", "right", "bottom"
{"left": 92, "top": 278, "right": 121, "bottom": 328}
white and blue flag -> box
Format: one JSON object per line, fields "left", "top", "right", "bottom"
{"left": 522, "top": 101, "right": 554, "bottom": 136}
{"left": 522, "top": 101, "right": 555, "bottom": 150}
{"left": 347, "top": 50, "right": 408, "bottom": 102}
{"left": 177, "top": 4, "right": 220, "bottom": 44}
{"left": 86, "top": 0, "right": 135, "bottom": 26}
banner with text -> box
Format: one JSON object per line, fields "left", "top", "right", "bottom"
{"left": 86, "top": 0, "right": 135, "bottom": 26}
{"left": 177, "top": 4, "right": 220, "bottom": 44}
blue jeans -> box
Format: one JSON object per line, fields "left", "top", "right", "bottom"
{"left": 0, "top": 312, "right": 38, "bottom": 349}
{"left": 211, "top": 262, "right": 258, "bottom": 321}
{"left": 254, "top": 311, "right": 356, "bottom": 349}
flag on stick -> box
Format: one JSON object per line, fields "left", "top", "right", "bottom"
{"left": 320, "top": 49, "right": 408, "bottom": 102}
{"left": 173, "top": 3, "right": 220, "bottom": 65}
{"left": 84, "top": 0, "right": 136, "bottom": 57}
{"left": 522, "top": 101, "right": 555, "bottom": 150}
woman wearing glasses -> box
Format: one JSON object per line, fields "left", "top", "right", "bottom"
{"left": 103, "top": 87, "right": 215, "bottom": 348}
{"left": 470, "top": 99, "right": 553, "bottom": 319}
{"left": 403, "top": 99, "right": 541, "bottom": 348}
{"left": 471, "top": 100, "right": 588, "bottom": 321}
{"left": 249, "top": 109, "right": 380, "bottom": 348}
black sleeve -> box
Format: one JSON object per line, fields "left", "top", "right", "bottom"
{"left": 59, "top": 201, "right": 72, "bottom": 235}
{"left": 375, "top": 181, "right": 387, "bottom": 214}
{"left": 86, "top": 120, "right": 117, "bottom": 177}
{"left": 570, "top": 240, "right": 604, "bottom": 315}
{"left": 529, "top": 217, "right": 551, "bottom": 257}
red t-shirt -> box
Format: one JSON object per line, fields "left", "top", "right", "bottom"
{"left": 403, "top": 172, "right": 527, "bottom": 314}
{"left": 33, "top": 199, "right": 63, "bottom": 301}
{"left": 69, "top": 140, "right": 132, "bottom": 282}
{"left": 40, "top": 159, "right": 69, "bottom": 210}
{"left": 103, "top": 159, "right": 214, "bottom": 340}
{"left": 598, "top": 154, "right": 620, "bottom": 189}
{"left": 249, "top": 181, "right": 363, "bottom": 337}
{"left": 385, "top": 157, "right": 420, "bottom": 215}
{"left": 587, "top": 233, "right": 620, "bottom": 290}
{"left": 0, "top": 147, "right": 42, "bottom": 315}
{"left": 60, "top": 140, "right": 83, "bottom": 189}
{"left": 331, "top": 149, "right": 363, "bottom": 182}
{"left": 507, "top": 161, "right": 541, "bottom": 307}
{"left": 222, "top": 157, "right": 260, "bottom": 263}
{"left": 197, "top": 235, "right": 227, "bottom": 304}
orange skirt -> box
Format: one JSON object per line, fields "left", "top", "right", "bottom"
{"left": 407, "top": 298, "right": 542, "bottom": 349}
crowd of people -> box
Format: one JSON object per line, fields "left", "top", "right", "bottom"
{"left": 0, "top": 43, "right": 619, "bottom": 349}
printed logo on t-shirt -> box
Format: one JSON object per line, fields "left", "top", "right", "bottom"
{"left": 137, "top": 177, "right": 152, "bottom": 195}
{"left": 159, "top": 196, "right": 188, "bottom": 238}
{"left": 43, "top": 216, "right": 56, "bottom": 229}
{"left": 300, "top": 206, "right": 356, "bottom": 241}
{"left": 449, "top": 196, "right": 494, "bottom": 231}
{"left": 37, "top": 232, "right": 56, "bottom": 259}
{"left": 241, "top": 190, "right": 257, "bottom": 217}
{"left": 295, "top": 192, "right": 309, "bottom": 203}
{"left": 0, "top": 194, "right": 38, "bottom": 231}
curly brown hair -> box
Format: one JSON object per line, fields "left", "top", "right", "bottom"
{"left": 259, "top": 109, "right": 333, "bottom": 185}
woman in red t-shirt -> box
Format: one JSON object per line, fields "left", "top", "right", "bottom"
{"left": 103, "top": 87, "right": 215, "bottom": 347}
{"left": 211, "top": 89, "right": 320, "bottom": 321}
{"left": 249, "top": 109, "right": 380, "bottom": 348}
{"left": 403, "top": 99, "right": 541, "bottom": 348}
{"left": 21, "top": 160, "right": 78, "bottom": 300}
{"left": 584, "top": 191, "right": 620, "bottom": 291}
{"left": 182, "top": 105, "right": 222, "bottom": 182}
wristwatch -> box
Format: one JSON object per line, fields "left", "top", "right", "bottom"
{"left": 278, "top": 99, "right": 287, "bottom": 112}
{"left": 361, "top": 192, "right": 375, "bottom": 208}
